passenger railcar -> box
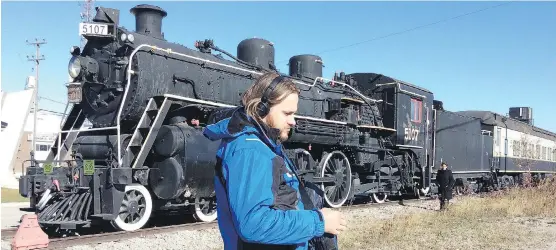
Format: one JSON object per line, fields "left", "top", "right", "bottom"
{"left": 17, "top": 3, "right": 435, "bottom": 234}
{"left": 433, "top": 107, "right": 556, "bottom": 193}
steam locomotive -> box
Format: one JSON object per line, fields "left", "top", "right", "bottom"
{"left": 17, "top": 3, "right": 555, "bottom": 234}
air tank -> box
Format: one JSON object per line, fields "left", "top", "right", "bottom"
{"left": 237, "top": 38, "right": 275, "bottom": 70}
{"left": 150, "top": 123, "right": 221, "bottom": 199}
{"left": 288, "top": 54, "right": 323, "bottom": 80}
{"left": 130, "top": 4, "right": 167, "bottom": 39}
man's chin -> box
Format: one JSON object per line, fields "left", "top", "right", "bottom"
{"left": 279, "top": 134, "right": 289, "bottom": 142}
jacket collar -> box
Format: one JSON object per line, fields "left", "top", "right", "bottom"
{"left": 225, "top": 107, "right": 282, "bottom": 149}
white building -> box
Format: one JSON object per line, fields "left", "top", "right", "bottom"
{"left": 1, "top": 76, "right": 92, "bottom": 188}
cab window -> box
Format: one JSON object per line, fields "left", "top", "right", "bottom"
{"left": 410, "top": 98, "right": 422, "bottom": 123}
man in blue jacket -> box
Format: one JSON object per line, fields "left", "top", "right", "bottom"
{"left": 203, "top": 72, "right": 347, "bottom": 250}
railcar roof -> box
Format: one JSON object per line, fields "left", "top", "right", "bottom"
{"left": 455, "top": 110, "right": 556, "bottom": 142}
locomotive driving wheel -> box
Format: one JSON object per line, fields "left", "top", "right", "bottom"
{"left": 320, "top": 151, "right": 352, "bottom": 208}
{"left": 371, "top": 193, "right": 387, "bottom": 203}
{"left": 192, "top": 195, "right": 217, "bottom": 222}
{"left": 111, "top": 184, "right": 153, "bottom": 231}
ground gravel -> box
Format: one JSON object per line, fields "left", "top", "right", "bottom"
{"left": 1, "top": 197, "right": 445, "bottom": 250}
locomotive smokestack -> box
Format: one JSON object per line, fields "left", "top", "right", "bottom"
{"left": 130, "top": 4, "right": 167, "bottom": 39}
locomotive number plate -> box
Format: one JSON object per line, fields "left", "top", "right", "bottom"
{"left": 79, "top": 22, "right": 109, "bottom": 36}
{"left": 67, "top": 83, "right": 82, "bottom": 103}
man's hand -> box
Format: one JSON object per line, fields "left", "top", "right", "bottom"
{"left": 320, "top": 208, "right": 347, "bottom": 235}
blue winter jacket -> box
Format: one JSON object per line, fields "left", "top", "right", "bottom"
{"left": 203, "top": 107, "right": 326, "bottom": 250}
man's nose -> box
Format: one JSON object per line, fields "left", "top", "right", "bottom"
{"left": 288, "top": 117, "right": 296, "bottom": 127}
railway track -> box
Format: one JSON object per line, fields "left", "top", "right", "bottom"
{"left": 2, "top": 221, "right": 218, "bottom": 249}
{"left": 1, "top": 195, "right": 437, "bottom": 249}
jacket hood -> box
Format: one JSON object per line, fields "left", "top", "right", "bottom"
{"left": 203, "top": 107, "right": 282, "bottom": 146}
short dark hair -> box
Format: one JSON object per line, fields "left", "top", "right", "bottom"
{"left": 441, "top": 162, "right": 447, "bottom": 166}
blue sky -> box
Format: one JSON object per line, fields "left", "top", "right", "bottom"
{"left": 2, "top": 1, "right": 555, "bottom": 132}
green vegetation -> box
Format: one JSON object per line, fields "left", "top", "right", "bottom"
{"left": 2, "top": 187, "right": 29, "bottom": 203}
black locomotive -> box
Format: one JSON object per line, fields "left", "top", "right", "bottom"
{"left": 18, "top": 3, "right": 554, "bottom": 234}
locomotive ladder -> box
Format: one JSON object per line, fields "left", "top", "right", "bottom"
{"left": 122, "top": 96, "right": 172, "bottom": 169}
{"left": 46, "top": 104, "right": 87, "bottom": 162}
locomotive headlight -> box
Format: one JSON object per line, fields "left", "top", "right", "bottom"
{"left": 68, "top": 56, "right": 81, "bottom": 78}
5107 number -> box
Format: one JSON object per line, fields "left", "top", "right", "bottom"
{"left": 79, "top": 23, "right": 108, "bottom": 36}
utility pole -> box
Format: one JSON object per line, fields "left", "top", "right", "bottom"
{"left": 26, "top": 38, "right": 46, "bottom": 155}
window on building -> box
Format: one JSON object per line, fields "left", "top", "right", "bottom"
{"left": 410, "top": 98, "right": 422, "bottom": 123}
{"left": 35, "top": 144, "right": 50, "bottom": 152}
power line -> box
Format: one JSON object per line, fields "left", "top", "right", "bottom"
{"left": 277, "top": 1, "right": 514, "bottom": 64}
{"left": 39, "top": 96, "right": 67, "bottom": 106}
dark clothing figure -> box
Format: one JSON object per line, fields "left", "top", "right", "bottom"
{"left": 436, "top": 168, "right": 455, "bottom": 210}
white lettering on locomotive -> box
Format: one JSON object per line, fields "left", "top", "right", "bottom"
{"left": 404, "top": 126, "right": 419, "bottom": 142}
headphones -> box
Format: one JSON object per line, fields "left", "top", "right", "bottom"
{"left": 256, "top": 75, "right": 286, "bottom": 118}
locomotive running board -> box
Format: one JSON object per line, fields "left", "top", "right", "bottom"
{"left": 46, "top": 104, "right": 86, "bottom": 162}
{"left": 123, "top": 97, "right": 172, "bottom": 169}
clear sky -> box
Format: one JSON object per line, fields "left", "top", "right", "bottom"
{"left": 2, "top": 1, "right": 555, "bottom": 132}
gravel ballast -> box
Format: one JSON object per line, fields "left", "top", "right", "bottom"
{"left": 1, "top": 198, "right": 443, "bottom": 250}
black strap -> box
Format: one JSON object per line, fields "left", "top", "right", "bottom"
{"left": 261, "top": 75, "right": 286, "bottom": 103}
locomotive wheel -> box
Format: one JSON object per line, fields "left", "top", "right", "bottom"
{"left": 111, "top": 184, "right": 153, "bottom": 231}
{"left": 371, "top": 193, "right": 387, "bottom": 203}
{"left": 192, "top": 196, "right": 217, "bottom": 222}
{"left": 320, "top": 151, "right": 352, "bottom": 208}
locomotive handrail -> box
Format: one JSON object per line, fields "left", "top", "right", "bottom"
{"left": 54, "top": 107, "right": 84, "bottom": 162}
{"left": 54, "top": 125, "right": 119, "bottom": 164}
{"left": 117, "top": 43, "right": 375, "bottom": 165}
{"left": 163, "top": 94, "right": 349, "bottom": 125}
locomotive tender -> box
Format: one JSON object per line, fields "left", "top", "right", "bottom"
{"left": 17, "top": 3, "right": 555, "bottom": 234}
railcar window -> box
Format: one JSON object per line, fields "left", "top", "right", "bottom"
{"left": 513, "top": 140, "right": 521, "bottom": 157}
{"left": 496, "top": 128, "right": 501, "bottom": 147}
{"left": 410, "top": 98, "right": 422, "bottom": 123}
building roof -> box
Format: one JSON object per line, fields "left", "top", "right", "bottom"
{"left": 455, "top": 110, "right": 556, "bottom": 141}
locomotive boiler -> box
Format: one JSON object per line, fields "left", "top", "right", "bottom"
{"left": 18, "top": 3, "right": 436, "bottom": 233}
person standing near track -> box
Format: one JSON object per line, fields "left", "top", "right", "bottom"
{"left": 203, "top": 72, "right": 347, "bottom": 250}
{"left": 436, "top": 162, "right": 455, "bottom": 210}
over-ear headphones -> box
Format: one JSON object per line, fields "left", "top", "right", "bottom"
{"left": 256, "top": 75, "right": 286, "bottom": 118}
